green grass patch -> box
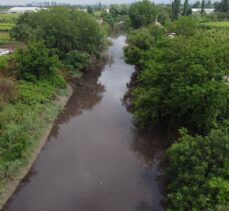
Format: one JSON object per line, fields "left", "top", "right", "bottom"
{"left": 0, "top": 79, "right": 69, "bottom": 189}
{"left": 0, "top": 13, "right": 20, "bottom": 24}
{"left": 200, "top": 21, "right": 229, "bottom": 29}
{"left": 0, "top": 23, "right": 14, "bottom": 32}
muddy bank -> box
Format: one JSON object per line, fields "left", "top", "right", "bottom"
{"left": 3, "top": 34, "right": 166, "bottom": 211}
{"left": 0, "top": 85, "right": 73, "bottom": 210}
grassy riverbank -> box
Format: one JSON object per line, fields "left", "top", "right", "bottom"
{"left": 0, "top": 81, "right": 72, "bottom": 209}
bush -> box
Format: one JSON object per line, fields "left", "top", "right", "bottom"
{"left": 14, "top": 41, "right": 60, "bottom": 81}
{"left": 17, "top": 80, "right": 56, "bottom": 105}
{"left": 165, "top": 16, "right": 197, "bottom": 36}
{"left": 0, "top": 54, "right": 9, "bottom": 69}
{"left": 64, "top": 50, "right": 90, "bottom": 71}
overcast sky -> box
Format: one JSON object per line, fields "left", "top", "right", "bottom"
{"left": 0, "top": 0, "right": 170, "bottom": 6}
{"left": 0, "top": 0, "right": 137, "bottom": 5}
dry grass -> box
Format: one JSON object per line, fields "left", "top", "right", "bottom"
{"left": 0, "top": 78, "right": 16, "bottom": 105}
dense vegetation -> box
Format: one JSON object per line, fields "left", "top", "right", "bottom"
{"left": 0, "top": 6, "right": 106, "bottom": 197}
{"left": 101, "top": 4, "right": 128, "bottom": 26}
{"left": 11, "top": 7, "right": 106, "bottom": 61}
{"left": 124, "top": 1, "right": 229, "bottom": 210}
{"left": 128, "top": 0, "right": 156, "bottom": 28}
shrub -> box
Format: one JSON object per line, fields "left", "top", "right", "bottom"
{"left": 17, "top": 80, "right": 56, "bottom": 105}
{"left": 65, "top": 50, "right": 90, "bottom": 71}
{"left": 0, "top": 55, "right": 9, "bottom": 69}
{"left": 14, "top": 41, "right": 60, "bottom": 81}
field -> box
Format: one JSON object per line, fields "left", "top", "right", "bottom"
{"left": 0, "top": 23, "right": 14, "bottom": 31}
{"left": 200, "top": 21, "right": 229, "bottom": 29}
{"left": 0, "top": 13, "right": 20, "bottom": 24}
{"left": 0, "top": 13, "right": 19, "bottom": 44}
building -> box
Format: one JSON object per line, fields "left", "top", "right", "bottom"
{"left": 8, "top": 7, "right": 42, "bottom": 13}
{"left": 0, "top": 49, "right": 11, "bottom": 56}
{"left": 192, "top": 8, "right": 214, "bottom": 14}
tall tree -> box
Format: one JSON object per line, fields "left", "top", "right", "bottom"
{"left": 221, "top": 0, "right": 229, "bottom": 12}
{"left": 193, "top": 0, "right": 201, "bottom": 8}
{"left": 182, "top": 0, "right": 189, "bottom": 16}
{"left": 201, "top": 0, "right": 205, "bottom": 14}
{"left": 172, "top": 0, "right": 181, "bottom": 19}
{"left": 205, "top": 0, "right": 212, "bottom": 8}
{"left": 129, "top": 0, "right": 156, "bottom": 28}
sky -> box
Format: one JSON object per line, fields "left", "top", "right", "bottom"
{"left": 0, "top": 0, "right": 172, "bottom": 6}
{"left": 0, "top": 0, "right": 149, "bottom": 6}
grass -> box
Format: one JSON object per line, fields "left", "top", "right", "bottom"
{"left": 200, "top": 21, "right": 229, "bottom": 29}
{"left": 0, "top": 23, "right": 14, "bottom": 32}
{"left": 0, "top": 32, "right": 10, "bottom": 44}
{"left": 0, "top": 13, "right": 20, "bottom": 24}
{"left": 0, "top": 79, "right": 69, "bottom": 187}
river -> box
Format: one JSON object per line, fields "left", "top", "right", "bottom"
{"left": 3, "top": 33, "right": 166, "bottom": 211}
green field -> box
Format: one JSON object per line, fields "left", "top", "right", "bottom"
{"left": 200, "top": 21, "right": 229, "bottom": 29}
{"left": 0, "top": 23, "right": 14, "bottom": 31}
{"left": 0, "top": 13, "right": 20, "bottom": 24}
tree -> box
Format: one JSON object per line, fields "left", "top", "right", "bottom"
{"left": 87, "top": 6, "right": 94, "bottom": 14}
{"left": 166, "top": 17, "right": 197, "bottom": 36}
{"left": 205, "top": 0, "right": 212, "bottom": 8}
{"left": 128, "top": 0, "right": 156, "bottom": 29}
{"left": 125, "top": 29, "right": 229, "bottom": 133}
{"left": 167, "top": 127, "right": 229, "bottom": 210}
{"left": 172, "top": 0, "right": 181, "bottom": 19}
{"left": 201, "top": 0, "right": 205, "bottom": 14}
{"left": 193, "top": 0, "right": 201, "bottom": 8}
{"left": 220, "top": 0, "right": 229, "bottom": 12}
{"left": 14, "top": 41, "right": 60, "bottom": 81}
{"left": 183, "top": 0, "right": 189, "bottom": 16}
{"left": 11, "top": 7, "right": 105, "bottom": 59}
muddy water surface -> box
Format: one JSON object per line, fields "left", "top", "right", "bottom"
{"left": 3, "top": 34, "right": 166, "bottom": 211}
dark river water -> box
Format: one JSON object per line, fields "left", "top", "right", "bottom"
{"left": 3, "top": 34, "right": 166, "bottom": 211}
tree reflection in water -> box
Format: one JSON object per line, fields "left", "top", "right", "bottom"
{"left": 48, "top": 62, "right": 107, "bottom": 139}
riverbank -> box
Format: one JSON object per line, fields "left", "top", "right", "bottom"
{"left": 0, "top": 84, "right": 73, "bottom": 210}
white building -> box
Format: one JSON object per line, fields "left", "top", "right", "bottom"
{"left": 192, "top": 8, "right": 214, "bottom": 14}
{"left": 0, "top": 49, "right": 11, "bottom": 56}
{"left": 8, "top": 7, "right": 42, "bottom": 13}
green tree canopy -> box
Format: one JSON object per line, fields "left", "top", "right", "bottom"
{"left": 125, "top": 28, "right": 229, "bottom": 133}
{"left": 183, "top": 0, "right": 189, "bottom": 16}
{"left": 167, "top": 127, "right": 229, "bottom": 210}
{"left": 14, "top": 41, "right": 60, "bottom": 81}
{"left": 11, "top": 7, "right": 105, "bottom": 58}
{"left": 128, "top": 0, "right": 156, "bottom": 29}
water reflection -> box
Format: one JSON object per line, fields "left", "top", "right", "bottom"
{"left": 50, "top": 67, "right": 105, "bottom": 139}
{"left": 110, "top": 23, "right": 126, "bottom": 38}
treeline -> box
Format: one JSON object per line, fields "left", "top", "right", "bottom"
{"left": 100, "top": 4, "right": 129, "bottom": 26}
{"left": 0, "top": 7, "right": 106, "bottom": 192}
{"left": 124, "top": 0, "right": 229, "bottom": 210}
{"left": 11, "top": 6, "right": 106, "bottom": 79}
